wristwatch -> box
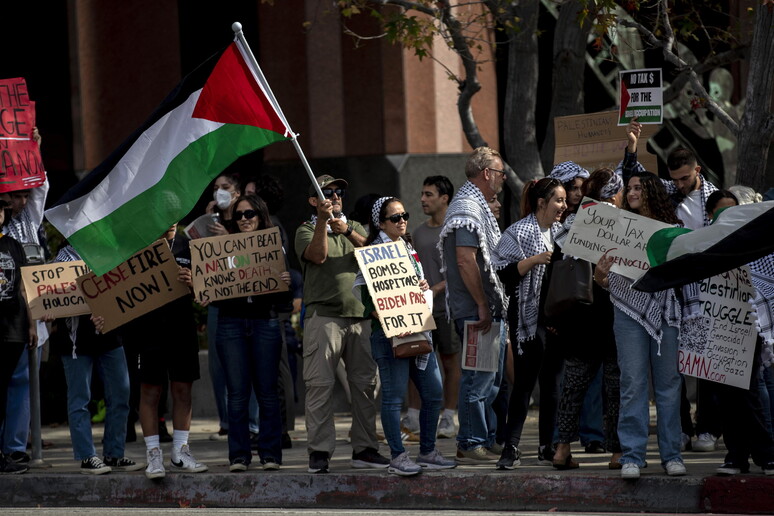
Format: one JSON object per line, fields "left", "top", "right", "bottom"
{"left": 343, "top": 224, "right": 353, "bottom": 237}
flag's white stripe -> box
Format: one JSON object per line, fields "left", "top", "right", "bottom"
{"left": 46, "top": 90, "right": 223, "bottom": 238}
{"left": 666, "top": 201, "right": 774, "bottom": 261}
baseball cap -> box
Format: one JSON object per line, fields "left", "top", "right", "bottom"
{"left": 309, "top": 174, "right": 348, "bottom": 197}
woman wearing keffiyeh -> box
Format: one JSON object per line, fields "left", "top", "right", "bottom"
{"left": 594, "top": 171, "right": 686, "bottom": 480}
{"left": 491, "top": 177, "right": 567, "bottom": 470}
{"left": 549, "top": 161, "right": 589, "bottom": 222}
{"left": 354, "top": 197, "right": 455, "bottom": 476}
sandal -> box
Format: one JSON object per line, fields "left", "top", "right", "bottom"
{"left": 552, "top": 454, "right": 580, "bottom": 470}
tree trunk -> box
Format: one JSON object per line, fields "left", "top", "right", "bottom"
{"left": 503, "top": 1, "right": 543, "bottom": 184}
{"left": 735, "top": 3, "right": 774, "bottom": 192}
{"left": 539, "top": 0, "right": 593, "bottom": 172}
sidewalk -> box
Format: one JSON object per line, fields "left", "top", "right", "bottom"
{"left": 1, "top": 410, "right": 772, "bottom": 514}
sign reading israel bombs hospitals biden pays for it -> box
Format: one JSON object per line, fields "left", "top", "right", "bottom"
{"left": 562, "top": 198, "right": 672, "bottom": 280}
{"left": 76, "top": 240, "right": 190, "bottom": 333}
{"left": 189, "top": 227, "right": 288, "bottom": 303}
{"left": 355, "top": 240, "right": 435, "bottom": 338}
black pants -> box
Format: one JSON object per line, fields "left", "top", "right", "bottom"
{"left": 503, "top": 332, "right": 563, "bottom": 448}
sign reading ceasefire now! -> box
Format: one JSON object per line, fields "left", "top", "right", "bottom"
{"left": 21, "top": 261, "right": 92, "bottom": 319}
{"left": 354, "top": 240, "right": 435, "bottom": 338}
{"left": 189, "top": 227, "right": 288, "bottom": 304}
{"left": 76, "top": 240, "right": 190, "bottom": 333}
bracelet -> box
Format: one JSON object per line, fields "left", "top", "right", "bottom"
{"left": 344, "top": 224, "right": 353, "bottom": 237}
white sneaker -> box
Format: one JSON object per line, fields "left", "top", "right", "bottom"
{"left": 621, "top": 463, "right": 640, "bottom": 479}
{"left": 692, "top": 432, "right": 718, "bottom": 452}
{"left": 400, "top": 415, "right": 420, "bottom": 434}
{"left": 680, "top": 433, "right": 691, "bottom": 452}
{"left": 145, "top": 448, "right": 165, "bottom": 479}
{"left": 170, "top": 444, "right": 208, "bottom": 473}
{"left": 665, "top": 459, "right": 687, "bottom": 476}
{"left": 437, "top": 414, "right": 456, "bottom": 439}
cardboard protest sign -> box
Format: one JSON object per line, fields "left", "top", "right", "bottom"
{"left": 354, "top": 240, "right": 436, "bottom": 338}
{"left": 554, "top": 110, "right": 659, "bottom": 173}
{"left": 21, "top": 261, "right": 92, "bottom": 319}
{"left": 76, "top": 240, "right": 189, "bottom": 333}
{"left": 618, "top": 68, "right": 663, "bottom": 125}
{"left": 0, "top": 78, "right": 45, "bottom": 193}
{"left": 189, "top": 227, "right": 288, "bottom": 303}
{"left": 562, "top": 197, "right": 671, "bottom": 280}
{"left": 678, "top": 267, "right": 757, "bottom": 389}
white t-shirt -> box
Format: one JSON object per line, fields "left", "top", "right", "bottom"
{"left": 540, "top": 226, "right": 553, "bottom": 252}
{"left": 677, "top": 189, "right": 704, "bottom": 230}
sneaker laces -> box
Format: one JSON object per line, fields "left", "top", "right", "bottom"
{"left": 83, "top": 456, "right": 105, "bottom": 468}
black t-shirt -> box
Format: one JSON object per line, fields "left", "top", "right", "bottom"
{"left": 0, "top": 234, "right": 29, "bottom": 343}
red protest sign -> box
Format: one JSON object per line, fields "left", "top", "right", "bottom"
{"left": 0, "top": 78, "right": 46, "bottom": 193}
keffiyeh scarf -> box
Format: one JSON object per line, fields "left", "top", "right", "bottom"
{"left": 438, "top": 181, "right": 505, "bottom": 316}
{"left": 550, "top": 161, "right": 589, "bottom": 184}
{"left": 750, "top": 254, "right": 774, "bottom": 367}
{"left": 309, "top": 213, "right": 349, "bottom": 234}
{"left": 353, "top": 231, "right": 430, "bottom": 370}
{"left": 492, "top": 213, "right": 559, "bottom": 343}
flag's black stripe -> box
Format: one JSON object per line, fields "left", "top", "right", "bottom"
{"left": 50, "top": 45, "right": 227, "bottom": 208}
{"left": 633, "top": 209, "right": 774, "bottom": 292}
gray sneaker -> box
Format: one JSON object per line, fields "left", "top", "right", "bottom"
{"left": 145, "top": 448, "right": 165, "bottom": 479}
{"left": 388, "top": 451, "right": 422, "bottom": 476}
{"left": 436, "top": 414, "right": 456, "bottom": 439}
{"left": 170, "top": 444, "right": 208, "bottom": 473}
{"left": 416, "top": 449, "right": 456, "bottom": 470}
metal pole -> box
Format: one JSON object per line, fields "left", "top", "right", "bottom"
{"left": 231, "top": 22, "right": 326, "bottom": 201}
{"left": 27, "top": 344, "right": 50, "bottom": 468}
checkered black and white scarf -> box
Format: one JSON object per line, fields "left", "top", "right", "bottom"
{"left": 438, "top": 181, "right": 504, "bottom": 316}
{"left": 492, "top": 213, "right": 559, "bottom": 343}
{"left": 750, "top": 254, "right": 774, "bottom": 367}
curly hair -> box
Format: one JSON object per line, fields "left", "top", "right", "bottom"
{"left": 582, "top": 167, "right": 615, "bottom": 201}
{"left": 623, "top": 172, "right": 680, "bottom": 224}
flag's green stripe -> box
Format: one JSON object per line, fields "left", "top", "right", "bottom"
{"left": 646, "top": 227, "right": 692, "bottom": 266}
{"left": 68, "top": 124, "right": 288, "bottom": 275}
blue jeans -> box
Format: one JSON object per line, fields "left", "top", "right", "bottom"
{"left": 61, "top": 348, "right": 130, "bottom": 460}
{"left": 208, "top": 307, "right": 259, "bottom": 433}
{"left": 1, "top": 348, "right": 34, "bottom": 453}
{"left": 370, "top": 328, "right": 443, "bottom": 457}
{"left": 614, "top": 307, "right": 682, "bottom": 467}
{"left": 454, "top": 317, "right": 506, "bottom": 451}
{"left": 217, "top": 316, "right": 282, "bottom": 464}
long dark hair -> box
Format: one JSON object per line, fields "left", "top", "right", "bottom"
{"left": 582, "top": 167, "right": 616, "bottom": 201}
{"left": 520, "top": 177, "right": 563, "bottom": 217}
{"left": 623, "top": 172, "right": 680, "bottom": 224}
{"left": 706, "top": 189, "right": 738, "bottom": 216}
{"left": 228, "top": 194, "right": 273, "bottom": 233}
{"left": 365, "top": 197, "right": 412, "bottom": 245}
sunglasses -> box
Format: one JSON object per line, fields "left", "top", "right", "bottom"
{"left": 234, "top": 209, "right": 258, "bottom": 220}
{"left": 322, "top": 188, "right": 345, "bottom": 198}
{"left": 385, "top": 212, "right": 410, "bottom": 223}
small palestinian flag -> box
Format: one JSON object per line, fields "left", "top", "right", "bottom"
{"left": 45, "top": 39, "right": 293, "bottom": 275}
{"left": 632, "top": 201, "right": 774, "bottom": 292}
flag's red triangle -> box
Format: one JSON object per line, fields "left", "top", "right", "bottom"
{"left": 620, "top": 81, "right": 630, "bottom": 120}
{"left": 193, "top": 43, "right": 289, "bottom": 136}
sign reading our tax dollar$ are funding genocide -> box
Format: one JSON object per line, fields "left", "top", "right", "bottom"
{"left": 354, "top": 240, "right": 435, "bottom": 339}
{"left": 76, "top": 240, "right": 190, "bottom": 333}
{"left": 21, "top": 261, "right": 92, "bottom": 319}
{"left": 189, "top": 227, "right": 288, "bottom": 304}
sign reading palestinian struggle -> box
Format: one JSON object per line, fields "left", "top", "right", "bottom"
{"left": 189, "top": 227, "right": 288, "bottom": 304}
{"left": 0, "top": 77, "right": 46, "bottom": 193}
{"left": 76, "top": 240, "right": 190, "bottom": 333}
{"left": 21, "top": 261, "right": 92, "bottom": 319}
{"left": 678, "top": 267, "right": 757, "bottom": 389}
{"left": 554, "top": 110, "right": 659, "bottom": 173}
{"left": 618, "top": 68, "right": 663, "bottom": 125}
{"left": 354, "top": 240, "right": 436, "bottom": 338}
{"left": 562, "top": 197, "right": 671, "bottom": 280}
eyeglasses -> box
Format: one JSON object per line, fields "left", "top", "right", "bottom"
{"left": 385, "top": 212, "right": 410, "bottom": 223}
{"left": 487, "top": 167, "right": 506, "bottom": 179}
{"left": 234, "top": 209, "right": 258, "bottom": 220}
{"left": 322, "top": 188, "right": 345, "bottom": 198}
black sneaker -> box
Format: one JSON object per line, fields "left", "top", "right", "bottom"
{"left": 308, "top": 451, "right": 329, "bottom": 474}
{"left": 281, "top": 432, "right": 293, "bottom": 449}
{"left": 81, "top": 456, "right": 112, "bottom": 475}
{"left": 584, "top": 441, "right": 606, "bottom": 454}
{"left": 716, "top": 461, "right": 749, "bottom": 476}
{"left": 537, "top": 445, "right": 555, "bottom": 466}
{"left": 229, "top": 457, "right": 249, "bottom": 472}
{"left": 351, "top": 447, "right": 390, "bottom": 469}
{"left": 496, "top": 445, "right": 521, "bottom": 470}
{"left": 104, "top": 456, "right": 144, "bottom": 472}
{"left": 9, "top": 451, "right": 30, "bottom": 464}
{"left": 0, "top": 453, "right": 28, "bottom": 474}
{"left": 763, "top": 461, "right": 774, "bottom": 476}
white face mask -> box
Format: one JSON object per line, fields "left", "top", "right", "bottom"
{"left": 214, "top": 188, "right": 232, "bottom": 210}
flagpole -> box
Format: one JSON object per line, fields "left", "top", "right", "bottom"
{"left": 231, "top": 22, "right": 326, "bottom": 201}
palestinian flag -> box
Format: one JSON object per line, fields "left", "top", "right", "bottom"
{"left": 45, "top": 39, "right": 293, "bottom": 275}
{"left": 632, "top": 201, "right": 774, "bottom": 292}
